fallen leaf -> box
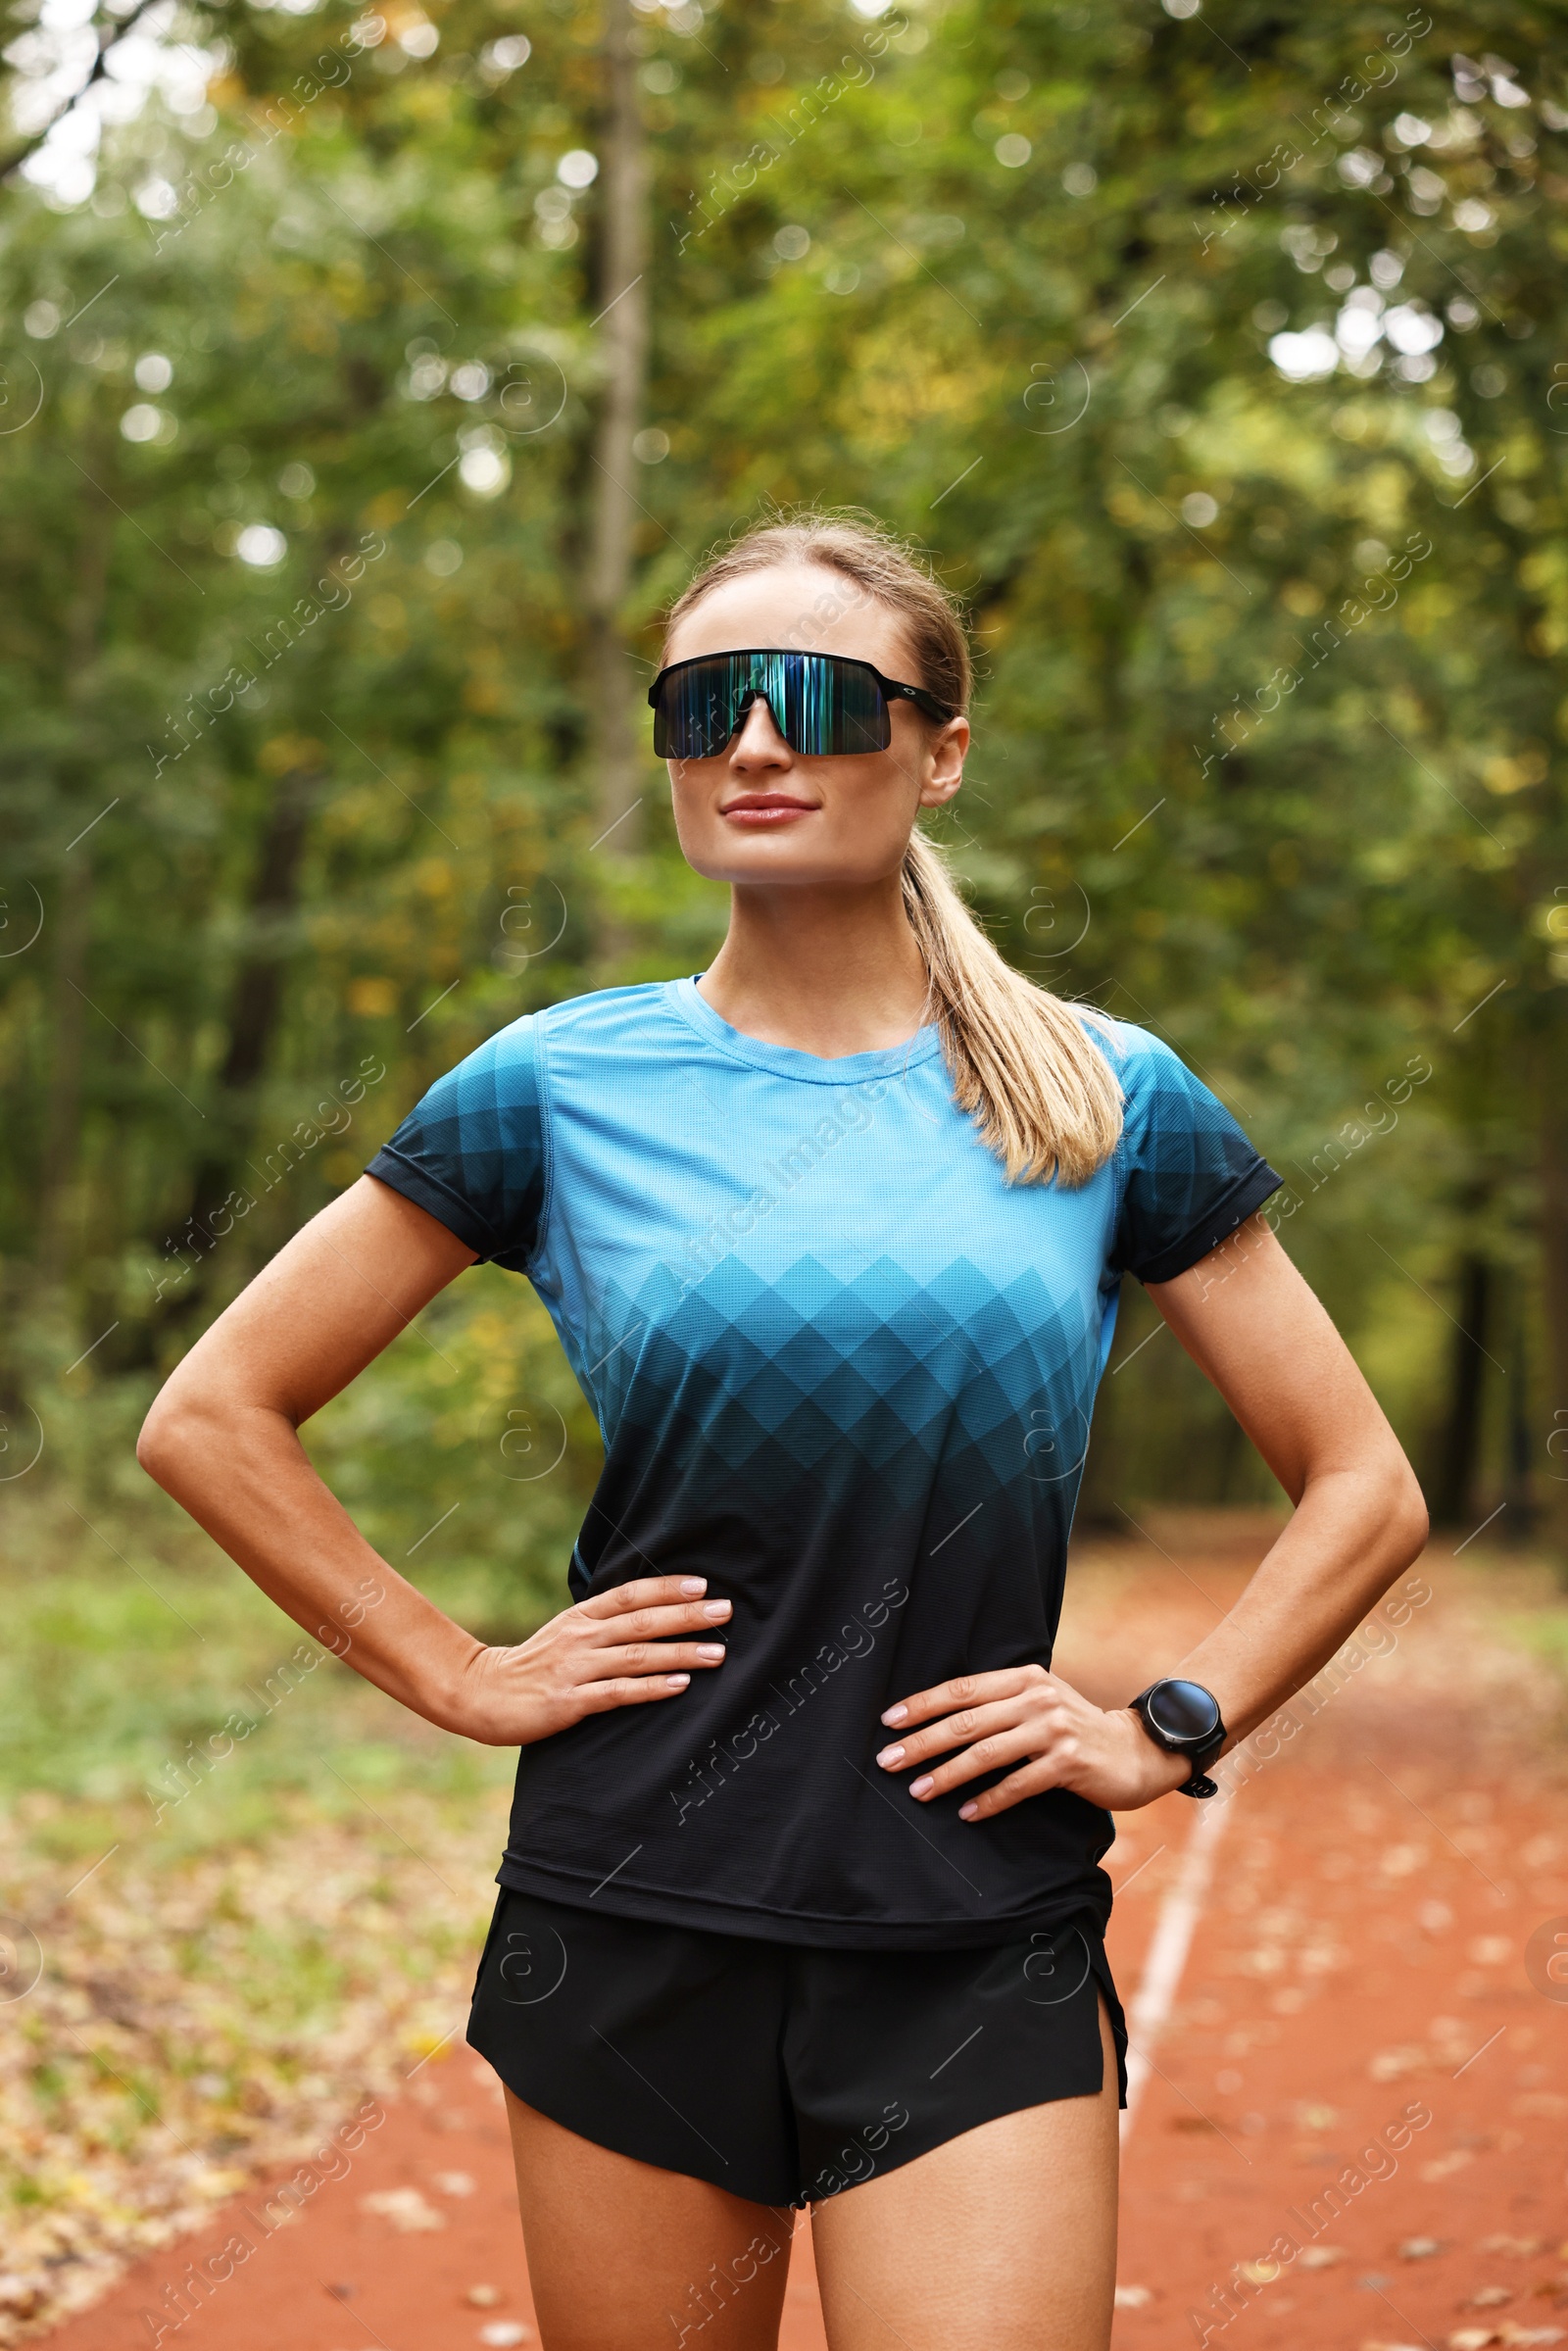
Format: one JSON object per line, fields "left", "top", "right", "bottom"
{"left": 478, "top": 2327, "right": 533, "bottom": 2348}
{"left": 1371, "top": 2046, "right": 1430, "bottom": 2082}
{"left": 0, "top": 2278, "right": 49, "bottom": 2319}
{"left": 1113, "top": 2285, "right": 1152, "bottom": 2309}
{"left": 1470, "top": 2291, "right": 1516, "bottom": 2311}
{"left": 433, "top": 2170, "right": 476, "bottom": 2196}
{"left": 1447, "top": 2331, "right": 1500, "bottom": 2351}
{"left": 1423, "top": 2151, "right": 1477, "bottom": 2181}
{"left": 1480, "top": 2241, "right": 1544, "bottom": 2258}
{"left": 360, "top": 2187, "right": 447, "bottom": 2233}
{"left": 1402, "top": 2239, "right": 1446, "bottom": 2261}
{"left": 1300, "top": 2246, "right": 1348, "bottom": 2269}
{"left": 466, "top": 2284, "right": 505, "bottom": 2308}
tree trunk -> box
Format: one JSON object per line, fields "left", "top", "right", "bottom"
{"left": 1430, "top": 1251, "right": 1491, "bottom": 1529}
{"left": 1501, "top": 1278, "right": 1534, "bottom": 1542}
{"left": 35, "top": 850, "right": 94, "bottom": 1279}
{"left": 159, "top": 761, "right": 320, "bottom": 1317}
{"left": 35, "top": 475, "right": 116, "bottom": 1279}
{"left": 585, "top": 0, "right": 650, "bottom": 948}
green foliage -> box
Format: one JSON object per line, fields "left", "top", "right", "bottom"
{"left": 1, "top": 0, "right": 1565, "bottom": 1549}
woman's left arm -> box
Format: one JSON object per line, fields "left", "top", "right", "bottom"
{"left": 875, "top": 1216, "right": 1430, "bottom": 1819}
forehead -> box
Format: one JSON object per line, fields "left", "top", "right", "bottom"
{"left": 663, "top": 563, "right": 914, "bottom": 675}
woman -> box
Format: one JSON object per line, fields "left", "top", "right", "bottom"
{"left": 139, "top": 514, "right": 1428, "bottom": 2351}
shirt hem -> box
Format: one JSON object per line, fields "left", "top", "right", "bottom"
{"left": 495, "top": 1853, "right": 1110, "bottom": 1951}
{"left": 366, "top": 1149, "right": 502, "bottom": 1260}
{"left": 1129, "top": 1157, "right": 1284, "bottom": 1286}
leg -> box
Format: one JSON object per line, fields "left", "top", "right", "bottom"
{"left": 505, "top": 2086, "right": 798, "bottom": 2351}
{"left": 808, "top": 1991, "right": 1120, "bottom": 2351}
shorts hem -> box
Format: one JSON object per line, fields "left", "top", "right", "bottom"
{"left": 465, "top": 2012, "right": 803, "bottom": 2210}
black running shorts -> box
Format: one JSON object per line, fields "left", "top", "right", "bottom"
{"left": 466, "top": 1886, "right": 1127, "bottom": 2209}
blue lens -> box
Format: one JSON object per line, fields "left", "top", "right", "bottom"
{"left": 652, "top": 653, "right": 890, "bottom": 759}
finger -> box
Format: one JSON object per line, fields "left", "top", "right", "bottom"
{"left": 875, "top": 1702, "right": 1017, "bottom": 1772}
{"left": 577, "top": 1672, "right": 694, "bottom": 1712}
{"left": 903, "top": 1728, "right": 1050, "bottom": 1802}
{"left": 580, "top": 1594, "right": 732, "bottom": 1643}
{"left": 957, "top": 1761, "right": 1059, "bottom": 1822}
{"left": 576, "top": 1575, "right": 717, "bottom": 1620}
{"left": 591, "top": 1640, "right": 728, "bottom": 1678}
{"left": 879, "top": 1666, "right": 1046, "bottom": 1732}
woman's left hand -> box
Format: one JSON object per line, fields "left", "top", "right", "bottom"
{"left": 875, "top": 1665, "right": 1196, "bottom": 1820}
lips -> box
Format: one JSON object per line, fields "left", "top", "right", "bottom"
{"left": 720, "top": 794, "right": 817, "bottom": 824}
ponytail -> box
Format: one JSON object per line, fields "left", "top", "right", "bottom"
{"left": 900, "top": 828, "right": 1122, "bottom": 1187}
{"left": 665, "top": 510, "right": 1124, "bottom": 1189}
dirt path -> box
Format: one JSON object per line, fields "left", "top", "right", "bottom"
{"left": 35, "top": 1526, "right": 1568, "bottom": 2351}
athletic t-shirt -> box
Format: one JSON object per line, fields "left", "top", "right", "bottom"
{"left": 366, "top": 978, "right": 1280, "bottom": 1949}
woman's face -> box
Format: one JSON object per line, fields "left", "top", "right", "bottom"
{"left": 661, "top": 563, "right": 969, "bottom": 889}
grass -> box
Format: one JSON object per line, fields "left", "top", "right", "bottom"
{"left": 0, "top": 1270, "right": 593, "bottom": 2333}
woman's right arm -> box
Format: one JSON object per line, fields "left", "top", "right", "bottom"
{"left": 136, "top": 1174, "right": 730, "bottom": 1742}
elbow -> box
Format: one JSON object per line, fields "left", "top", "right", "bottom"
{"left": 1386, "top": 1455, "right": 1429, "bottom": 1565}
{"left": 136, "top": 1392, "right": 211, "bottom": 1491}
{"left": 135, "top": 1397, "right": 180, "bottom": 1489}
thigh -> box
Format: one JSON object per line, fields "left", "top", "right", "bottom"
{"left": 808, "top": 1991, "right": 1120, "bottom": 2351}
{"left": 506, "top": 2088, "right": 798, "bottom": 2351}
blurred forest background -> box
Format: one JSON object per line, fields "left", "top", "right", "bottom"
{"left": 5, "top": 0, "right": 1568, "bottom": 1596}
{"left": 2, "top": 0, "right": 1568, "bottom": 2321}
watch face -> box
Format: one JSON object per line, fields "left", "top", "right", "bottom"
{"left": 1147, "top": 1679, "right": 1221, "bottom": 1747}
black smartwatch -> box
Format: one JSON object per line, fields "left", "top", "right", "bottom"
{"left": 1128, "top": 1679, "right": 1227, "bottom": 1798}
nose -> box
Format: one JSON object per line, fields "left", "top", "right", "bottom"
{"left": 729, "top": 693, "right": 793, "bottom": 769}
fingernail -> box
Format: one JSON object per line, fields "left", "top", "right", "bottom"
{"left": 696, "top": 1643, "right": 725, "bottom": 1661}
{"left": 876, "top": 1744, "right": 905, "bottom": 1768}
{"left": 680, "top": 1578, "right": 707, "bottom": 1595}
{"left": 959, "top": 1802, "right": 978, "bottom": 1821}
{"left": 909, "top": 1775, "right": 934, "bottom": 1798}
{"left": 666, "top": 1672, "right": 690, "bottom": 1688}
{"left": 703, "top": 1599, "right": 731, "bottom": 1621}
{"left": 881, "top": 1704, "right": 907, "bottom": 1727}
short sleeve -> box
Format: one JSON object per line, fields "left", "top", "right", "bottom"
{"left": 1108, "top": 1024, "right": 1282, "bottom": 1286}
{"left": 365, "top": 1015, "right": 548, "bottom": 1274}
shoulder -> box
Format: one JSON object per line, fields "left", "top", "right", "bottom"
{"left": 438, "top": 983, "right": 671, "bottom": 1084}
{"left": 535, "top": 980, "right": 673, "bottom": 1048}
{"left": 1078, "top": 1016, "right": 1231, "bottom": 1155}
{"left": 1073, "top": 1011, "right": 1186, "bottom": 1100}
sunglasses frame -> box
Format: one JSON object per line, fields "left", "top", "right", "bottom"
{"left": 647, "top": 648, "right": 956, "bottom": 760}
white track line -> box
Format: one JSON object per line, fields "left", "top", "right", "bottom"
{"left": 1119, "top": 1795, "right": 1231, "bottom": 2139}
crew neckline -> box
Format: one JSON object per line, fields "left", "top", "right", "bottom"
{"left": 665, "top": 975, "right": 943, "bottom": 1086}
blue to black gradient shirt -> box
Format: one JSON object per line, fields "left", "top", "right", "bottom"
{"left": 366, "top": 977, "right": 1280, "bottom": 1947}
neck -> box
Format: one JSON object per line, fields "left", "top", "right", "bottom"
{"left": 697, "top": 874, "right": 933, "bottom": 1058}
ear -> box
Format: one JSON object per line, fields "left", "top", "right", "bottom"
{"left": 917, "top": 715, "right": 969, "bottom": 809}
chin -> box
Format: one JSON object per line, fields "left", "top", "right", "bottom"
{"left": 678, "top": 821, "right": 905, "bottom": 890}
{"left": 695, "top": 844, "right": 888, "bottom": 890}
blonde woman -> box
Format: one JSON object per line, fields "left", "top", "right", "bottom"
{"left": 139, "top": 515, "right": 1428, "bottom": 2350}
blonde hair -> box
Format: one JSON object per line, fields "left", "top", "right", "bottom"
{"left": 663, "top": 513, "right": 1124, "bottom": 1188}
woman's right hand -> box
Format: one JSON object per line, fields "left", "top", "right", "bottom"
{"left": 447, "top": 1575, "right": 731, "bottom": 1747}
